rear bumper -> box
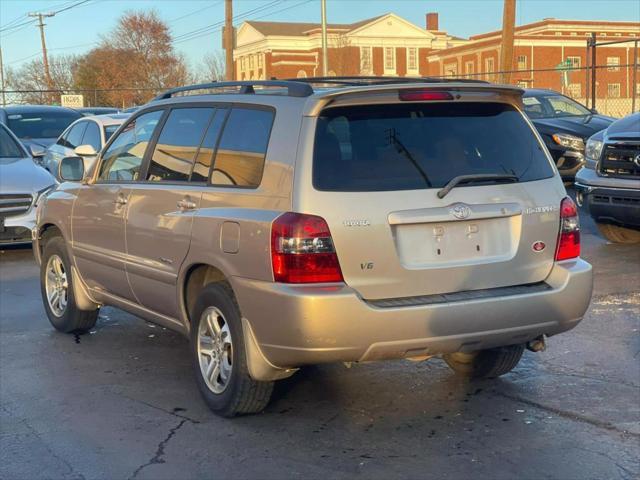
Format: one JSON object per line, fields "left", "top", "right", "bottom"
{"left": 575, "top": 168, "right": 640, "bottom": 229}
{"left": 233, "top": 259, "right": 593, "bottom": 369}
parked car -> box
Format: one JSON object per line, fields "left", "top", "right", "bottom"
{"left": 0, "top": 123, "right": 56, "bottom": 245}
{"left": 43, "top": 113, "right": 129, "bottom": 180}
{"left": 522, "top": 89, "right": 615, "bottom": 181}
{"left": 34, "top": 79, "right": 592, "bottom": 417}
{"left": 77, "top": 107, "right": 120, "bottom": 116}
{"left": 0, "top": 105, "right": 82, "bottom": 158}
{"left": 575, "top": 112, "right": 640, "bottom": 243}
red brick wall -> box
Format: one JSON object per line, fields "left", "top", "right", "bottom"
{"left": 396, "top": 47, "right": 407, "bottom": 77}
{"left": 372, "top": 47, "right": 384, "bottom": 76}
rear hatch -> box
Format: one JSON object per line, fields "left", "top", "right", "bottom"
{"left": 295, "top": 87, "right": 566, "bottom": 300}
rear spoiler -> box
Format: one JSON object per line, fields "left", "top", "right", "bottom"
{"left": 303, "top": 83, "right": 524, "bottom": 117}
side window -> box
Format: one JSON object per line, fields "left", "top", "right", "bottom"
{"left": 81, "top": 121, "right": 101, "bottom": 152}
{"left": 99, "top": 110, "right": 163, "bottom": 182}
{"left": 211, "top": 107, "right": 273, "bottom": 187}
{"left": 147, "top": 108, "right": 214, "bottom": 182}
{"left": 191, "top": 108, "right": 227, "bottom": 182}
{"left": 66, "top": 122, "right": 88, "bottom": 149}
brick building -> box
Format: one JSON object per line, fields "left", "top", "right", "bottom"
{"left": 426, "top": 19, "right": 640, "bottom": 115}
{"left": 233, "top": 12, "right": 467, "bottom": 80}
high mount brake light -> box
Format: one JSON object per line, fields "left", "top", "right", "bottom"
{"left": 271, "top": 212, "right": 344, "bottom": 284}
{"left": 399, "top": 90, "right": 454, "bottom": 101}
{"left": 555, "top": 197, "right": 580, "bottom": 261}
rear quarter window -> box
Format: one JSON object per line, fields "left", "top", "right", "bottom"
{"left": 211, "top": 107, "right": 274, "bottom": 188}
{"left": 313, "top": 102, "right": 554, "bottom": 192}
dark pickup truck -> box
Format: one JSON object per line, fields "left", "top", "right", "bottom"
{"left": 575, "top": 112, "right": 640, "bottom": 243}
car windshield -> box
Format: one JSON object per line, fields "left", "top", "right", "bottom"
{"left": 0, "top": 127, "right": 26, "bottom": 159}
{"left": 522, "top": 94, "right": 591, "bottom": 119}
{"left": 7, "top": 110, "right": 81, "bottom": 139}
{"left": 313, "top": 102, "right": 554, "bottom": 192}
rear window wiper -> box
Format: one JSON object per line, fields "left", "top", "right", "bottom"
{"left": 437, "top": 173, "right": 519, "bottom": 199}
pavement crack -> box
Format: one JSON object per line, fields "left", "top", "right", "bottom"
{"left": 495, "top": 391, "right": 640, "bottom": 439}
{"left": 129, "top": 419, "right": 187, "bottom": 479}
{"left": 120, "top": 395, "right": 200, "bottom": 424}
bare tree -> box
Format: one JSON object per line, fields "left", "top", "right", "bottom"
{"left": 201, "top": 51, "right": 226, "bottom": 82}
{"left": 6, "top": 54, "right": 79, "bottom": 104}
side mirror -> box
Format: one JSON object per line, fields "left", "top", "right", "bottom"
{"left": 59, "top": 156, "right": 85, "bottom": 182}
{"left": 74, "top": 144, "right": 97, "bottom": 157}
{"left": 28, "top": 144, "right": 46, "bottom": 158}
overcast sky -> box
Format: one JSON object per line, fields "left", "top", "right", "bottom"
{"left": 1, "top": 0, "right": 639, "bottom": 73}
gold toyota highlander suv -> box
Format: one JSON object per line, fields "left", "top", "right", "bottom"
{"left": 34, "top": 78, "right": 593, "bottom": 417}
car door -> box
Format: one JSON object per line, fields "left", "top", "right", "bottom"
{"left": 124, "top": 106, "right": 224, "bottom": 319}
{"left": 72, "top": 109, "right": 165, "bottom": 301}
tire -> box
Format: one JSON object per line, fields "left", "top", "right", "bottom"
{"left": 596, "top": 223, "right": 640, "bottom": 244}
{"left": 190, "top": 283, "right": 274, "bottom": 417}
{"left": 40, "top": 235, "right": 98, "bottom": 333}
{"left": 443, "top": 344, "right": 525, "bottom": 379}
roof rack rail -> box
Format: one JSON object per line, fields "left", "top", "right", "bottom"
{"left": 152, "top": 80, "right": 314, "bottom": 101}
{"left": 284, "top": 76, "right": 489, "bottom": 86}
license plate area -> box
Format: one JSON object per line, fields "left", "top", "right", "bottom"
{"left": 392, "top": 216, "right": 520, "bottom": 268}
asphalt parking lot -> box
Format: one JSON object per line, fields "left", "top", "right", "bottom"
{"left": 1, "top": 199, "right": 639, "bottom": 480}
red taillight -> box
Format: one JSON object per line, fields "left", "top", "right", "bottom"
{"left": 398, "top": 90, "right": 454, "bottom": 102}
{"left": 555, "top": 197, "right": 580, "bottom": 261}
{"left": 271, "top": 212, "right": 344, "bottom": 283}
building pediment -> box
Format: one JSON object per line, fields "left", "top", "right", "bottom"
{"left": 236, "top": 22, "right": 267, "bottom": 47}
{"left": 348, "top": 13, "right": 436, "bottom": 39}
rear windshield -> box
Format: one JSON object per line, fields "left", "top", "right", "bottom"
{"left": 7, "top": 110, "right": 81, "bottom": 139}
{"left": 313, "top": 102, "right": 554, "bottom": 192}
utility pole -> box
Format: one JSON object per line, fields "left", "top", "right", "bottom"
{"left": 28, "top": 12, "right": 55, "bottom": 91}
{"left": 224, "top": 0, "right": 234, "bottom": 81}
{"left": 499, "top": 0, "right": 516, "bottom": 84}
{"left": 321, "top": 0, "right": 328, "bottom": 76}
{"left": 0, "top": 44, "right": 6, "bottom": 107}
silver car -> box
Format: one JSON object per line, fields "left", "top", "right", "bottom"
{"left": 43, "top": 113, "right": 129, "bottom": 180}
{"left": 34, "top": 79, "right": 593, "bottom": 417}
{"left": 0, "top": 123, "right": 56, "bottom": 245}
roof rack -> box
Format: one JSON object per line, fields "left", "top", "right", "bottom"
{"left": 152, "top": 80, "right": 314, "bottom": 101}
{"left": 284, "top": 76, "right": 489, "bottom": 86}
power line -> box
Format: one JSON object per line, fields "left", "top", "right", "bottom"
{"left": 168, "top": 1, "right": 223, "bottom": 25}
{"left": 172, "top": 0, "right": 285, "bottom": 44}
{"left": 172, "top": 0, "right": 313, "bottom": 46}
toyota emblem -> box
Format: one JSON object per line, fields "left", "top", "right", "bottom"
{"left": 450, "top": 203, "right": 471, "bottom": 220}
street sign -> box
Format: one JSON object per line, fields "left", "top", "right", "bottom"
{"left": 60, "top": 94, "right": 84, "bottom": 108}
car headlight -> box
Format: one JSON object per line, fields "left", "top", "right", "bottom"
{"left": 33, "top": 184, "right": 57, "bottom": 206}
{"left": 584, "top": 138, "right": 604, "bottom": 169}
{"left": 552, "top": 133, "right": 585, "bottom": 151}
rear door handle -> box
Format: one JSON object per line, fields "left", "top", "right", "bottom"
{"left": 177, "top": 199, "right": 197, "bottom": 211}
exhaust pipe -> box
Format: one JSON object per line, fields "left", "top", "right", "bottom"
{"left": 526, "top": 335, "right": 546, "bottom": 352}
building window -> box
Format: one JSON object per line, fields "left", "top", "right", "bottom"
{"left": 407, "top": 47, "right": 418, "bottom": 73}
{"left": 465, "top": 61, "right": 474, "bottom": 78}
{"left": 567, "top": 83, "right": 582, "bottom": 98}
{"left": 607, "top": 83, "right": 621, "bottom": 98}
{"left": 296, "top": 70, "right": 307, "bottom": 78}
{"left": 566, "top": 56, "right": 581, "bottom": 69}
{"left": 636, "top": 83, "right": 640, "bottom": 96}
{"left": 484, "top": 57, "right": 495, "bottom": 80}
{"left": 517, "top": 55, "right": 527, "bottom": 71}
{"left": 384, "top": 47, "right": 396, "bottom": 73}
{"left": 444, "top": 63, "right": 458, "bottom": 77}
{"left": 257, "top": 54, "right": 263, "bottom": 68}
{"left": 240, "top": 57, "right": 246, "bottom": 71}
{"left": 249, "top": 55, "right": 255, "bottom": 69}
{"left": 607, "top": 56, "right": 620, "bottom": 71}
{"left": 360, "top": 46, "right": 372, "bottom": 74}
